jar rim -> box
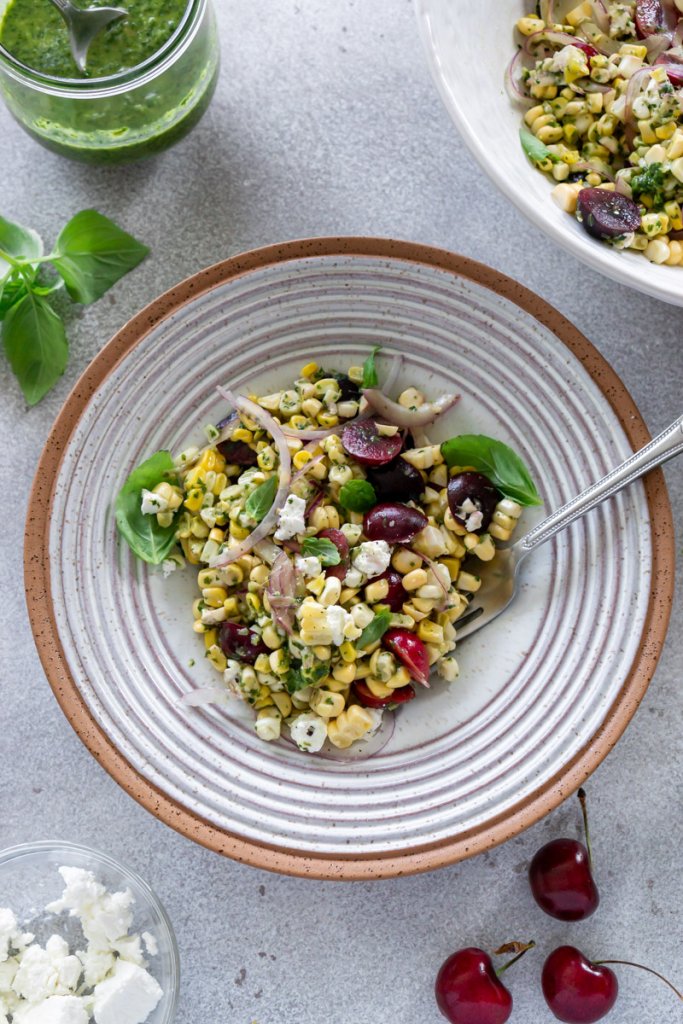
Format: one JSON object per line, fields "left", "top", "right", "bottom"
{"left": 0, "top": 0, "right": 203, "bottom": 94}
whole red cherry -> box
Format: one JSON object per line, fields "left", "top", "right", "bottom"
{"left": 542, "top": 947, "right": 618, "bottom": 1023}
{"left": 529, "top": 789, "right": 599, "bottom": 921}
{"left": 435, "top": 942, "right": 535, "bottom": 1024}
{"left": 435, "top": 948, "right": 513, "bottom": 1024}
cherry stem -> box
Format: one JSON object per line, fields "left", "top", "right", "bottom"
{"left": 494, "top": 941, "right": 536, "bottom": 976}
{"left": 595, "top": 960, "right": 683, "bottom": 1002}
{"left": 578, "top": 787, "right": 593, "bottom": 868}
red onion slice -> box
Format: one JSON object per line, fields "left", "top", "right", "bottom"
{"left": 645, "top": 32, "right": 673, "bottom": 59}
{"left": 291, "top": 451, "right": 325, "bottom": 483}
{"left": 570, "top": 161, "right": 615, "bottom": 181}
{"left": 408, "top": 547, "right": 450, "bottom": 610}
{"left": 624, "top": 66, "right": 654, "bottom": 145}
{"left": 266, "top": 550, "right": 297, "bottom": 635}
{"left": 180, "top": 686, "right": 230, "bottom": 707}
{"left": 363, "top": 389, "right": 459, "bottom": 428}
{"left": 210, "top": 388, "right": 293, "bottom": 567}
{"left": 506, "top": 49, "right": 536, "bottom": 107}
{"left": 589, "top": 0, "right": 610, "bottom": 33}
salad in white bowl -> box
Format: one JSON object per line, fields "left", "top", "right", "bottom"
{"left": 509, "top": 0, "right": 683, "bottom": 267}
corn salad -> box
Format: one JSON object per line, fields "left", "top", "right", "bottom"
{"left": 512, "top": 0, "right": 683, "bottom": 264}
{"left": 132, "top": 360, "right": 529, "bottom": 756}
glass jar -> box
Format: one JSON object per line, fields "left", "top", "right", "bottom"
{"left": 0, "top": 0, "right": 219, "bottom": 164}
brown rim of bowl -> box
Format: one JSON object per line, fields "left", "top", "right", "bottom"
{"left": 24, "top": 237, "right": 675, "bottom": 881}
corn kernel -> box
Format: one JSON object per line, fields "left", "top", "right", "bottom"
{"left": 206, "top": 645, "right": 227, "bottom": 672}
{"left": 457, "top": 571, "right": 481, "bottom": 593}
{"left": 332, "top": 661, "right": 356, "bottom": 684}
{"left": 203, "top": 586, "right": 228, "bottom": 608}
{"left": 402, "top": 568, "right": 428, "bottom": 592}
{"left": 339, "top": 642, "right": 357, "bottom": 663}
{"left": 310, "top": 689, "right": 345, "bottom": 718}
{"left": 417, "top": 620, "right": 444, "bottom": 644}
{"left": 365, "top": 578, "right": 389, "bottom": 604}
{"left": 203, "top": 628, "right": 218, "bottom": 649}
{"left": 365, "top": 676, "right": 394, "bottom": 698}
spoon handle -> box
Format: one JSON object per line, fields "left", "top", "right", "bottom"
{"left": 518, "top": 414, "right": 683, "bottom": 554}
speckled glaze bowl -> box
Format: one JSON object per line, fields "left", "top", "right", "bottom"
{"left": 0, "top": 840, "right": 179, "bottom": 1022}
{"left": 25, "top": 239, "right": 673, "bottom": 879}
{"left": 415, "top": 0, "right": 683, "bottom": 306}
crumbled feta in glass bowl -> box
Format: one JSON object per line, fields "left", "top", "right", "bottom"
{"left": 0, "top": 842, "right": 179, "bottom": 1024}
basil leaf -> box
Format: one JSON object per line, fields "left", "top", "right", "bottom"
{"left": 0, "top": 274, "right": 29, "bottom": 320}
{"left": 0, "top": 214, "right": 43, "bottom": 261}
{"left": 2, "top": 293, "right": 68, "bottom": 405}
{"left": 245, "top": 475, "right": 277, "bottom": 522}
{"left": 115, "top": 451, "right": 180, "bottom": 564}
{"left": 520, "top": 127, "right": 551, "bottom": 165}
{"left": 361, "top": 345, "right": 380, "bottom": 389}
{"left": 441, "top": 434, "right": 542, "bottom": 506}
{"left": 339, "top": 478, "right": 376, "bottom": 513}
{"left": 301, "top": 537, "right": 341, "bottom": 566}
{"left": 51, "top": 209, "right": 149, "bottom": 304}
{"left": 358, "top": 610, "right": 392, "bottom": 649}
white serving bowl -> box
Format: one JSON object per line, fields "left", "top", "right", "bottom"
{"left": 415, "top": 0, "right": 683, "bottom": 306}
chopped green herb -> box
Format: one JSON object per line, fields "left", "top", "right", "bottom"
{"left": 339, "top": 478, "right": 377, "bottom": 513}
{"left": 245, "top": 476, "right": 278, "bottom": 522}
{"left": 361, "top": 345, "right": 381, "bottom": 389}
{"left": 301, "top": 537, "right": 341, "bottom": 566}
{"left": 358, "top": 610, "right": 392, "bottom": 649}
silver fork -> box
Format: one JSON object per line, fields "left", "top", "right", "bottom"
{"left": 48, "top": 0, "right": 127, "bottom": 73}
{"left": 455, "top": 414, "right": 683, "bottom": 640}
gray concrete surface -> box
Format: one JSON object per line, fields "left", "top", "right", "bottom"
{"left": 1, "top": 2, "right": 681, "bottom": 1022}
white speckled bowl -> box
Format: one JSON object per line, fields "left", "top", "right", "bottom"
{"left": 415, "top": 0, "right": 683, "bottom": 306}
{"left": 0, "top": 841, "right": 179, "bottom": 1023}
{"left": 25, "top": 239, "right": 673, "bottom": 879}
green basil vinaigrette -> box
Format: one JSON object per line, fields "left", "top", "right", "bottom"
{"left": 0, "top": 0, "right": 187, "bottom": 79}
{"left": 0, "top": 0, "right": 219, "bottom": 163}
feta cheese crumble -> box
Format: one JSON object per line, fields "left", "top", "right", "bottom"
{"left": 139, "top": 490, "right": 167, "bottom": 516}
{"left": 294, "top": 555, "right": 322, "bottom": 578}
{"left": 0, "top": 868, "right": 163, "bottom": 1024}
{"left": 289, "top": 712, "right": 327, "bottom": 752}
{"left": 273, "top": 494, "right": 306, "bottom": 541}
{"left": 352, "top": 540, "right": 392, "bottom": 578}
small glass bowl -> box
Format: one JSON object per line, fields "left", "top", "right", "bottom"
{"left": 0, "top": 840, "right": 179, "bottom": 1024}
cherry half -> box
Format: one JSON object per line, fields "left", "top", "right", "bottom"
{"left": 542, "top": 946, "right": 683, "bottom": 1023}
{"left": 435, "top": 942, "right": 535, "bottom": 1024}
{"left": 529, "top": 789, "right": 599, "bottom": 921}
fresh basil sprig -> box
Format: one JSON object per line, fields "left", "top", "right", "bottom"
{"left": 361, "top": 345, "right": 381, "bottom": 389}
{"left": 301, "top": 537, "right": 341, "bottom": 566}
{"left": 339, "top": 478, "right": 376, "bottom": 513}
{"left": 358, "top": 610, "right": 392, "bottom": 649}
{"left": 115, "top": 451, "right": 180, "bottom": 565}
{"left": 441, "top": 434, "right": 542, "bottom": 506}
{"left": 245, "top": 476, "right": 278, "bottom": 522}
{"left": 0, "top": 210, "right": 148, "bottom": 405}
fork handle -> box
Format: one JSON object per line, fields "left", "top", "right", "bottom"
{"left": 518, "top": 414, "right": 683, "bottom": 555}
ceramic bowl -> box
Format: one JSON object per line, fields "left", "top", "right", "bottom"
{"left": 25, "top": 238, "right": 673, "bottom": 879}
{"left": 0, "top": 840, "right": 179, "bottom": 1022}
{"left": 414, "top": 0, "right": 683, "bottom": 306}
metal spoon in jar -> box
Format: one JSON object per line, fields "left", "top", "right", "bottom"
{"left": 48, "top": 0, "right": 127, "bottom": 73}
